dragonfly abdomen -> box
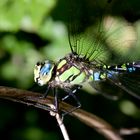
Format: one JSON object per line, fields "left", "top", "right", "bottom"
{"left": 93, "top": 61, "right": 140, "bottom": 81}
{"left": 107, "top": 62, "right": 140, "bottom": 73}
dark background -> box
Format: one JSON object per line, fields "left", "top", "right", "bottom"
{"left": 0, "top": 0, "right": 140, "bottom": 139}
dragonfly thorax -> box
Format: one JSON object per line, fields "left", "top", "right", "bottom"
{"left": 53, "top": 53, "right": 94, "bottom": 87}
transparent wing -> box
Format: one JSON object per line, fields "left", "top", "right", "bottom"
{"left": 89, "top": 80, "right": 122, "bottom": 100}
{"left": 118, "top": 71, "right": 140, "bottom": 100}
{"left": 89, "top": 69, "right": 123, "bottom": 100}
{"left": 107, "top": 62, "right": 140, "bottom": 100}
{"left": 90, "top": 70, "right": 140, "bottom": 100}
{"left": 68, "top": 0, "right": 137, "bottom": 65}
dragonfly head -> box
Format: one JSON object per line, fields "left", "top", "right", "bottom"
{"left": 34, "top": 60, "right": 55, "bottom": 86}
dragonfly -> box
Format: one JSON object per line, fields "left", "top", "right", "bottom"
{"left": 34, "top": 0, "right": 140, "bottom": 113}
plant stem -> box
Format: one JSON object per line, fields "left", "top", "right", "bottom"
{"left": 0, "top": 86, "right": 125, "bottom": 140}
{"left": 55, "top": 113, "right": 70, "bottom": 140}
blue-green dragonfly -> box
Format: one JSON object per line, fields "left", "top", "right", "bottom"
{"left": 34, "top": 0, "right": 140, "bottom": 112}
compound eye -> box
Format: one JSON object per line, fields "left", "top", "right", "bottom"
{"left": 40, "top": 63, "right": 52, "bottom": 75}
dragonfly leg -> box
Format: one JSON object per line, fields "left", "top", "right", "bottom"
{"left": 41, "top": 86, "right": 59, "bottom": 113}
{"left": 62, "top": 85, "right": 82, "bottom": 101}
{"left": 70, "top": 92, "right": 81, "bottom": 109}
{"left": 43, "top": 85, "right": 50, "bottom": 98}
{"left": 53, "top": 88, "right": 59, "bottom": 112}
{"left": 61, "top": 85, "right": 82, "bottom": 118}
{"left": 62, "top": 92, "right": 81, "bottom": 119}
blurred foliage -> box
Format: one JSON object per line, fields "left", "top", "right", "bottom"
{"left": 0, "top": 0, "right": 56, "bottom": 31}
{"left": 0, "top": 0, "right": 140, "bottom": 140}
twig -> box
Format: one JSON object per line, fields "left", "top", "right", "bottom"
{"left": 55, "top": 113, "right": 70, "bottom": 140}
{"left": 0, "top": 86, "right": 125, "bottom": 140}
{"left": 49, "top": 104, "right": 70, "bottom": 140}
{"left": 119, "top": 128, "right": 140, "bottom": 135}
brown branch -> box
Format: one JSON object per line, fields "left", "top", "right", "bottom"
{"left": 0, "top": 86, "right": 123, "bottom": 140}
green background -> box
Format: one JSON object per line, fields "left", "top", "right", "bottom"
{"left": 0, "top": 0, "right": 140, "bottom": 139}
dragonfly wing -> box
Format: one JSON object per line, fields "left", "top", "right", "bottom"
{"left": 89, "top": 79, "right": 122, "bottom": 100}
{"left": 68, "top": 1, "right": 112, "bottom": 62}
{"left": 68, "top": 14, "right": 137, "bottom": 65}
{"left": 118, "top": 72, "right": 140, "bottom": 100}
{"left": 90, "top": 67, "right": 140, "bottom": 100}
{"left": 93, "top": 72, "right": 140, "bottom": 100}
